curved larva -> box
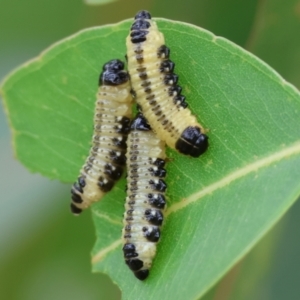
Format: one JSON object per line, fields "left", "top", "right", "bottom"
{"left": 122, "top": 113, "right": 167, "bottom": 280}
{"left": 70, "top": 59, "right": 133, "bottom": 215}
{"left": 126, "top": 10, "right": 209, "bottom": 157}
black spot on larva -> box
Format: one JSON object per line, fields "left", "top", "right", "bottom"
{"left": 117, "top": 116, "right": 131, "bottom": 126}
{"left": 174, "top": 95, "right": 187, "bottom": 107}
{"left": 131, "top": 19, "right": 151, "bottom": 30}
{"left": 73, "top": 181, "right": 83, "bottom": 193}
{"left": 123, "top": 243, "right": 138, "bottom": 258}
{"left": 115, "top": 124, "right": 130, "bottom": 134}
{"left": 139, "top": 72, "right": 148, "bottom": 80}
{"left": 78, "top": 177, "right": 86, "bottom": 187}
{"left": 125, "top": 225, "right": 131, "bottom": 231}
{"left": 130, "top": 88, "right": 137, "bottom": 98}
{"left": 135, "top": 54, "right": 144, "bottom": 63}
{"left": 146, "top": 94, "right": 155, "bottom": 101}
{"left": 144, "top": 86, "right": 152, "bottom": 93}
{"left": 157, "top": 45, "right": 170, "bottom": 58}
{"left": 134, "top": 269, "right": 149, "bottom": 281}
{"left": 181, "top": 102, "right": 188, "bottom": 109}
{"left": 126, "top": 258, "right": 144, "bottom": 271}
{"left": 160, "top": 60, "right": 175, "bottom": 73}
{"left": 71, "top": 189, "right": 83, "bottom": 204}
{"left": 143, "top": 226, "right": 161, "bottom": 242}
{"left": 149, "top": 179, "right": 167, "bottom": 192}
{"left": 168, "top": 85, "right": 182, "bottom": 96}
{"left": 148, "top": 193, "right": 166, "bottom": 209}
{"left": 164, "top": 73, "right": 179, "bottom": 85}
{"left": 175, "top": 126, "right": 209, "bottom": 157}
{"left": 152, "top": 158, "right": 165, "bottom": 168}
{"left": 70, "top": 203, "right": 82, "bottom": 215}
{"left": 88, "top": 156, "right": 95, "bottom": 163}
{"left": 145, "top": 209, "right": 164, "bottom": 225}
{"left": 109, "top": 150, "right": 126, "bottom": 164}
{"left": 134, "top": 47, "right": 143, "bottom": 54}
{"left": 134, "top": 10, "right": 152, "bottom": 20}
{"left": 149, "top": 167, "right": 166, "bottom": 178}
{"left": 141, "top": 81, "right": 151, "bottom": 87}
{"left": 149, "top": 99, "right": 157, "bottom": 106}
{"left": 131, "top": 30, "right": 149, "bottom": 44}
{"left": 112, "top": 136, "right": 127, "bottom": 149}
{"left": 99, "top": 59, "right": 129, "bottom": 86}
{"left": 126, "top": 209, "right": 134, "bottom": 215}
{"left": 98, "top": 176, "right": 114, "bottom": 192}
{"left": 83, "top": 165, "right": 91, "bottom": 173}
{"left": 104, "top": 164, "right": 123, "bottom": 180}
{"left": 130, "top": 113, "right": 151, "bottom": 131}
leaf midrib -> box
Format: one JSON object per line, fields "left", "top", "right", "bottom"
{"left": 91, "top": 141, "right": 300, "bottom": 264}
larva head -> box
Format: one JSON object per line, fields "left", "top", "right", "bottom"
{"left": 176, "top": 126, "right": 209, "bottom": 157}
{"left": 134, "top": 10, "right": 152, "bottom": 20}
{"left": 103, "top": 59, "right": 124, "bottom": 72}
{"left": 130, "top": 113, "right": 151, "bottom": 131}
{"left": 99, "top": 59, "right": 129, "bottom": 86}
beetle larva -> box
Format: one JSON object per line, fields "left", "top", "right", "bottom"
{"left": 122, "top": 113, "right": 167, "bottom": 280}
{"left": 126, "top": 10, "right": 209, "bottom": 157}
{"left": 70, "top": 59, "right": 133, "bottom": 215}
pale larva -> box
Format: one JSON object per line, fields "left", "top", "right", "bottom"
{"left": 70, "top": 59, "right": 133, "bottom": 215}
{"left": 122, "top": 113, "right": 167, "bottom": 280}
{"left": 126, "top": 10, "right": 209, "bottom": 157}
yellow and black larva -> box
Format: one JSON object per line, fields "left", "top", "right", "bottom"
{"left": 70, "top": 59, "right": 133, "bottom": 215}
{"left": 122, "top": 113, "right": 167, "bottom": 280}
{"left": 126, "top": 10, "right": 209, "bottom": 157}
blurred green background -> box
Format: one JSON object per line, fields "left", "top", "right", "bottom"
{"left": 1, "top": 0, "right": 300, "bottom": 299}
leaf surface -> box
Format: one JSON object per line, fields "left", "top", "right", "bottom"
{"left": 84, "top": 0, "right": 118, "bottom": 5}
{"left": 1, "top": 19, "right": 300, "bottom": 300}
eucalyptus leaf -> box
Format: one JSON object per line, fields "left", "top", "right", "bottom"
{"left": 84, "top": 0, "right": 118, "bottom": 5}
{"left": 1, "top": 19, "right": 300, "bottom": 300}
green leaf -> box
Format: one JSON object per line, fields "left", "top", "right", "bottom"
{"left": 152, "top": 0, "right": 259, "bottom": 46}
{"left": 1, "top": 19, "right": 300, "bottom": 299}
{"left": 84, "top": 0, "right": 118, "bottom": 5}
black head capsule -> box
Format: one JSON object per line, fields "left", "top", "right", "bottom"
{"left": 99, "top": 59, "right": 129, "bottom": 86}
{"left": 103, "top": 59, "right": 124, "bottom": 71}
{"left": 130, "top": 113, "right": 152, "bottom": 131}
{"left": 131, "top": 19, "right": 151, "bottom": 30}
{"left": 134, "top": 10, "right": 152, "bottom": 20}
{"left": 175, "top": 126, "right": 209, "bottom": 157}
